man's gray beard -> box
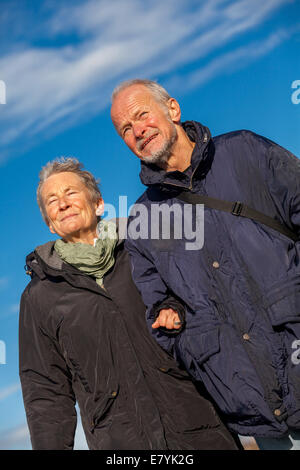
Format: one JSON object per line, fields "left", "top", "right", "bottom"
{"left": 142, "top": 125, "right": 177, "bottom": 166}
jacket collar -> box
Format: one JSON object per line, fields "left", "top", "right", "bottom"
{"left": 139, "top": 121, "right": 212, "bottom": 189}
{"left": 25, "top": 219, "right": 127, "bottom": 298}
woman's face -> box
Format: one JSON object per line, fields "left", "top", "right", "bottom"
{"left": 41, "top": 171, "right": 103, "bottom": 244}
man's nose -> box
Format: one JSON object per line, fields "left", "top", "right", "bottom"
{"left": 132, "top": 121, "right": 146, "bottom": 138}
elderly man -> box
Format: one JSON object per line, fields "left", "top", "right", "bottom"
{"left": 110, "top": 79, "right": 300, "bottom": 450}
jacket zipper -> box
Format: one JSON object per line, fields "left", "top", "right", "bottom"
{"left": 160, "top": 133, "right": 210, "bottom": 193}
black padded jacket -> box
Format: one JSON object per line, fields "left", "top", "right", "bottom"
{"left": 19, "top": 238, "right": 238, "bottom": 450}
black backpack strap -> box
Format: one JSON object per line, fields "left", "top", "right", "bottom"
{"left": 176, "top": 192, "right": 298, "bottom": 242}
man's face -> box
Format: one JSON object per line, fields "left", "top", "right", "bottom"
{"left": 41, "top": 171, "right": 101, "bottom": 242}
{"left": 111, "top": 85, "right": 179, "bottom": 164}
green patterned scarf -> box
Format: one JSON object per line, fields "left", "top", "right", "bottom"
{"left": 54, "top": 220, "right": 118, "bottom": 287}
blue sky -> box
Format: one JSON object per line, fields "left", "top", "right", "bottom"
{"left": 0, "top": 0, "right": 299, "bottom": 450}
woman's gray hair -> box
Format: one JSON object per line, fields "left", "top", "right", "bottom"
{"left": 37, "top": 157, "right": 102, "bottom": 224}
{"left": 111, "top": 79, "right": 172, "bottom": 107}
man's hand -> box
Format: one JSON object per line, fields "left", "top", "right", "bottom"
{"left": 152, "top": 308, "right": 182, "bottom": 330}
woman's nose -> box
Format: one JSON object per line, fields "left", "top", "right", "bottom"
{"left": 58, "top": 196, "right": 69, "bottom": 209}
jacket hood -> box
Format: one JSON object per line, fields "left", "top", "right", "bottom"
{"left": 25, "top": 241, "right": 63, "bottom": 280}
{"left": 139, "top": 121, "right": 212, "bottom": 189}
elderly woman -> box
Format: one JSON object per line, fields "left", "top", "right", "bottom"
{"left": 19, "top": 158, "right": 239, "bottom": 450}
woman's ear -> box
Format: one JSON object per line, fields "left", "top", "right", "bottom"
{"left": 95, "top": 198, "right": 105, "bottom": 217}
{"left": 48, "top": 223, "right": 56, "bottom": 234}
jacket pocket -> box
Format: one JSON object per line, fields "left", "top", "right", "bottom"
{"left": 182, "top": 325, "right": 269, "bottom": 422}
{"left": 186, "top": 327, "right": 220, "bottom": 365}
{"left": 264, "top": 280, "right": 300, "bottom": 404}
{"left": 264, "top": 276, "right": 300, "bottom": 326}
{"left": 90, "top": 385, "right": 119, "bottom": 433}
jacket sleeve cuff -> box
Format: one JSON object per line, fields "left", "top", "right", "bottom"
{"left": 151, "top": 296, "right": 186, "bottom": 335}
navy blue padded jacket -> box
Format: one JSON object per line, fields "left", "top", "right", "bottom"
{"left": 125, "top": 121, "right": 300, "bottom": 438}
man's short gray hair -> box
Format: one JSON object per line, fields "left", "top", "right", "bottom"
{"left": 111, "top": 79, "right": 172, "bottom": 107}
{"left": 37, "top": 157, "right": 102, "bottom": 224}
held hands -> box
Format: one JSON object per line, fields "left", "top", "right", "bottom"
{"left": 152, "top": 308, "right": 182, "bottom": 330}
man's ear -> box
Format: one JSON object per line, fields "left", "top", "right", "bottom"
{"left": 167, "top": 98, "right": 181, "bottom": 124}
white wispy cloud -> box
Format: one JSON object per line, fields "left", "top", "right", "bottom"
{"left": 0, "top": 424, "right": 30, "bottom": 450}
{"left": 0, "top": 277, "right": 9, "bottom": 289}
{"left": 0, "top": 382, "right": 21, "bottom": 401}
{"left": 0, "top": 0, "right": 294, "bottom": 161}
{"left": 0, "top": 302, "right": 20, "bottom": 320}
{"left": 9, "top": 303, "right": 20, "bottom": 314}
{"left": 167, "top": 27, "right": 296, "bottom": 91}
